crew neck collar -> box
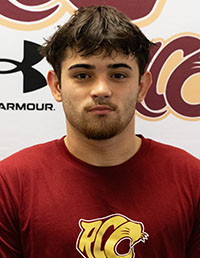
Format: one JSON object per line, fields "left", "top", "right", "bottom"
{"left": 56, "top": 135, "right": 151, "bottom": 171}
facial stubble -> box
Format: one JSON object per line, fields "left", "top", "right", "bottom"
{"left": 62, "top": 93, "right": 138, "bottom": 140}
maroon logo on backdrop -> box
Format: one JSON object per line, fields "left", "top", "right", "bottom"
{"left": 70, "top": 0, "right": 157, "bottom": 20}
{"left": 1, "top": 0, "right": 158, "bottom": 22}
{"left": 137, "top": 36, "right": 200, "bottom": 119}
{"left": 0, "top": 0, "right": 59, "bottom": 22}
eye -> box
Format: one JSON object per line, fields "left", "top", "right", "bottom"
{"left": 74, "top": 73, "right": 91, "bottom": 80}
{"left": 111, "top": 73, "right": 127, "bottom": 79}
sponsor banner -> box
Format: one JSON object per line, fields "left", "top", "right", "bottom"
{"left": 0, "top": 0, "right": 199, "bottom": 159}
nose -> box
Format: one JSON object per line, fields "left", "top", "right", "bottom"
{"left": 90, "top": 78, "right": 112, "bottom": 99}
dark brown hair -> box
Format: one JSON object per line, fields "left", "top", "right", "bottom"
{"left": 39, "top": 5, "right": 154, "bottom": 81}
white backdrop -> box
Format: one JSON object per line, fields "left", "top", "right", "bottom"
{"left": 0, "top": 0, "right": 199, "bottom": 160}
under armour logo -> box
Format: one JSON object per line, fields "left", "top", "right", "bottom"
{"left": 0, "top": 40, "right": 47, "bottom": 93}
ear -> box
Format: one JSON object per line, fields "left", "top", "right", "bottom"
{"left": 137, "top": 71, "right": 152, "bottom": 103}
{"left": 47, "top": 70, "right": 62, "bottom": 102}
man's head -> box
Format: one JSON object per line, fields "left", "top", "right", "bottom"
{"left": 40, "top": 6, "right": 153, "bottom": 141}
{"left": 39, "top": 5, "right": 154, "bottom": 82}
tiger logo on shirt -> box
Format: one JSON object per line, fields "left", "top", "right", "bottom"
{"left": 76, "top": 213, "right": 148, "bottom": 258}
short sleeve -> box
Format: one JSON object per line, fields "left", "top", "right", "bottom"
{"left": 186, "top": 158, "right": 200, "bottom": 258}
{"left": 0, "top": 164, "right": 22, "bottom": 257}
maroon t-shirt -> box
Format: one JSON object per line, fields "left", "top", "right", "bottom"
{"left": 0, "top": 136, "right": 200, "bottom": 258}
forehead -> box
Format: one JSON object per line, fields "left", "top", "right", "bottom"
{"left": 62, "top": 47, "right": 138, "bottom": 69}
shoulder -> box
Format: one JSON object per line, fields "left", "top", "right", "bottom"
{"left": 0, "top": 137, "right": 64, "bottom": 179}
{"left": 139, "top": 135, "right": 200, "bottom": 175}
{"left": 1, "top": 139, "right": 57, "bottom": 163}
{"left": 147, "top": 137, "right": 199, "bottom": 162}
{"left": 144, "top": 137, "right": 200, "bottom": 176}
{"left": 140, "top": 137, "right": 200, "bottom": 203}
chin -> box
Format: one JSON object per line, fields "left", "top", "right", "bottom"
{"left": 84, "top": 128, "right": 120, "bottom": 140}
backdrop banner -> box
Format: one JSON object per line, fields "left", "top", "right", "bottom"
{"left": 0, "top": 0, "right": 199, "bottom": 160}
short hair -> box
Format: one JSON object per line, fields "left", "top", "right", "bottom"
{"left": 39, "top": 5, "right": 154, "bottom": 81}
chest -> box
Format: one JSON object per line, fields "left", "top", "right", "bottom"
{"left": 19, "top": 167, "right": 194, "bottom": 257}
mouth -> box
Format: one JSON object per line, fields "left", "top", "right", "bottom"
{"left": 87, "top": 105, "right": 115, "bottom": 115}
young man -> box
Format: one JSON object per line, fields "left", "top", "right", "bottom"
{"left": 0, "top": 5, "right": 199, "bottom": 258}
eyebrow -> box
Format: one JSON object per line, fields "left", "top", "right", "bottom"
{"left": 107, "top": 63, "right": 133, "bottom": 70}
{"left": 68, "top": 63, "right": 133, "bottom": 71}
{"left": 68, "top": 64, "right": 95, "bottom": 70}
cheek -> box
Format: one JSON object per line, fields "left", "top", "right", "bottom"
{"left": 128, "top": 85, "right": 140, "bottom": 100}
{"left": 118, "top": 86, "right": 139, "bottom": 103}
{"left": 61, "top": 90, "right": 73, "bottom": 107}
{"left": 123, "top": 88, "right": 139, "bottom": 109}
{"left": 61, "top": 90, "right": 85, "bottom": 114}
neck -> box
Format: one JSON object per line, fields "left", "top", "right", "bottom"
{"left": 64, "top": 119, "right": 141, "bottom": 167}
